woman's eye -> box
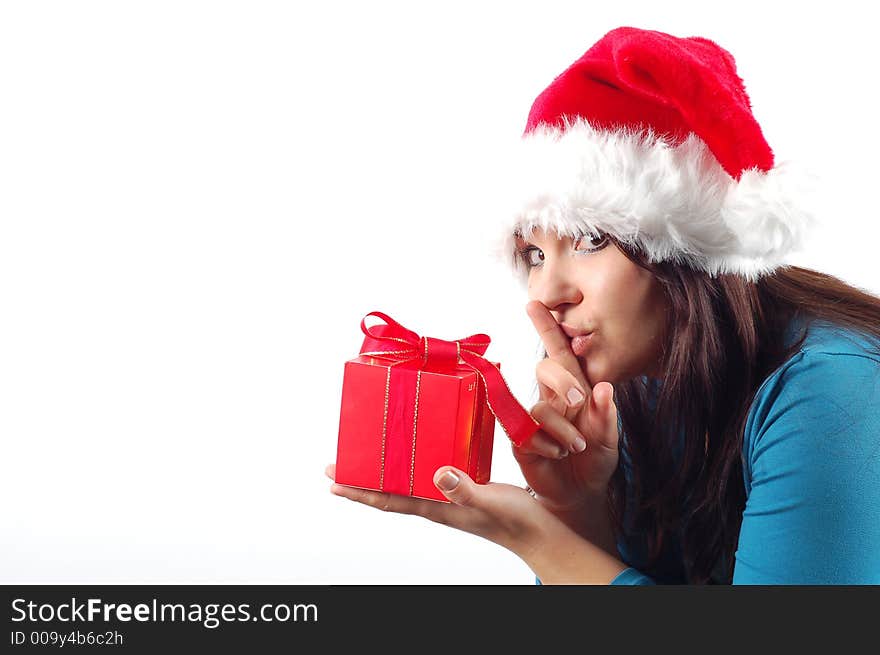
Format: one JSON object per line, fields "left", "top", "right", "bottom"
{"left": 517, "top": 232, "right": 607, "bottom": 269}
{"left": 573, "top": 231, "right": 609, "bottom": 252}
{"left": 519, "top": 247, "right": 544, "bottom": 267}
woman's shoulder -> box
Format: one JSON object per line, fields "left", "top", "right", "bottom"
{"left": 756, "top": 317, "right": 880, "bottom": 404}
{"left": 743, "top": 318, "right": 880, "bottom": 482}
{"left": 789, "top": 317, "right": 880, "bottom": 361}
{"left": 739, "top": 320, "right": 880, "bottom": 571}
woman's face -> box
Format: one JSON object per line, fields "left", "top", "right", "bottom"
{"left": 515, "top": 228, "right": 668, "bottom": 386}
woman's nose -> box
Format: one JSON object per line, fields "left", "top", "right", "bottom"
{"left": 529, "top": 260, "right": 582, "bottom": 309}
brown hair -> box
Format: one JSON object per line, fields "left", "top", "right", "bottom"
{"left": 602, "top": 239, "right": 880, "bottom": 583}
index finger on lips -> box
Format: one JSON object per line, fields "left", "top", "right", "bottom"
{"left": 526, "top": 300, "right": 588, "bottom": 388}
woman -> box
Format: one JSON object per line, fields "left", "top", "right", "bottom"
{"left": 326, "top": 27, "right": 880, "bottom": 584}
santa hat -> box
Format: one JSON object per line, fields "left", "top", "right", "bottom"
{"left": 493, "top": 27, "right": 818, "bottom": 283}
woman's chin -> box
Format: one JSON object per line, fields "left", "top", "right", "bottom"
{"left": 581, "top": 359, "right": 624, "bottom": 388}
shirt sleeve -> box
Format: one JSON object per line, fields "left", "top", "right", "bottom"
{"left": 734, "top": 351, "right": 880, "bottom": 584}
{"left": 609, "top": 568, "right": 656, "bottom": 585}
{"left": 535, "top": 568, "right": 656, "bottom": 585}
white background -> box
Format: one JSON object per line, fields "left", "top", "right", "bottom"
{"left": 1, "top": 1, "right": 878, "bottom": 584}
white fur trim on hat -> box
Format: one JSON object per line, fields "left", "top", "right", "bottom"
{"left": 490, "top": 119, "right": 819, "bottom": 284}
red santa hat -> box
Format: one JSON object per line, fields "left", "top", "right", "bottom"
{"left": 494, "top": 27, "right": 817, "bottom": 283}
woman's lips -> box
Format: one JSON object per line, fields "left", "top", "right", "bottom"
{"left": 560, "top": 323, "right": 594, "bottom": 357}
{"left": 570, "top": 333, "right": 594, "bottom": 357}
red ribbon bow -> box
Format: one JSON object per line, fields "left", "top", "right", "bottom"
{"left": 359, "top": 311, "right": 540, "bottom": 447}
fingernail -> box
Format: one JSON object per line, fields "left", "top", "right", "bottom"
{"left": 436, "top": 470, "right": 460, "bottom": 491}
{"left": 566, "top": 387, "right": 584, "bottom": 406}
{"left": 571, "top": 437, "right": 587, "bottom": 453}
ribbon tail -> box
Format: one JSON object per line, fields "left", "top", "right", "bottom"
{"left": 460, "top": 352, "right": 540, "bottom": 447}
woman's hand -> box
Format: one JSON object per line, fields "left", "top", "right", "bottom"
{"left": 512, "top": 301, "right": 621, "bottom": 547}
{"left": 325, "top": 462, "right": 562, "bottom": 560}
{"left": 325, "top": 462, "right": 630, "bottom": 584}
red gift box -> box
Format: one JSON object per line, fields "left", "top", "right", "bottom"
{"left": 335, "top": 312, "right": 540, "bottom": 503}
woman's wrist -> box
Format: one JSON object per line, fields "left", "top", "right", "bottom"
{"left": 519, "top": 514, "right": 628, "bottom": 585}
{"left": 530, "top": 490, "right": 618, "bottom": 557}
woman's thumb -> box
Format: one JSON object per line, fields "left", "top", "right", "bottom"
{"left": 590, "top": 382, "right": 619, "bottom": 452}
{"left": 433, "top": 467, "right": 479, "bottom": 507}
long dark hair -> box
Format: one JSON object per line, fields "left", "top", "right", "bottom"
{"left": 603, "top": 239, "right": 880, "bottom": 584}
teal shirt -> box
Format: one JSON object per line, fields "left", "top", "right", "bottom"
{"left": 539, "top": 318, "right": 880, "bottom": 585}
